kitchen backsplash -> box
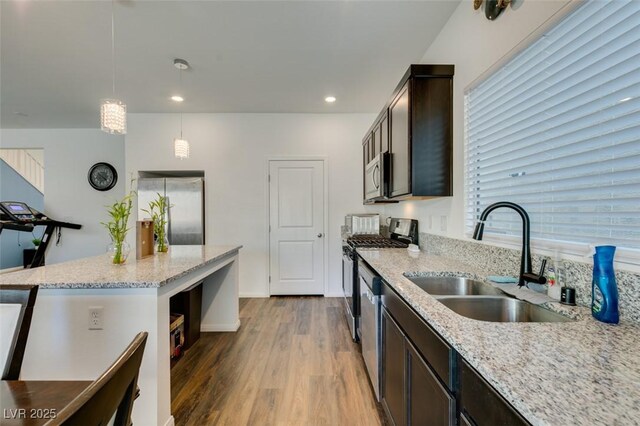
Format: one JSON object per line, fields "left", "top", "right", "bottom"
{"left": 419, "top": 233, "right": 640, "bottom": 325}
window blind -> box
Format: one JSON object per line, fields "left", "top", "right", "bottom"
{"left": 465, "top": 0, "right": 640, "bottom": 253}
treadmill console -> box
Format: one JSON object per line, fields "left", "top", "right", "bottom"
{"left": 0, "top": 201, "right": 42, "bottom": 222}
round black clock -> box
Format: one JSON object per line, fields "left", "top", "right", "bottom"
{"left": 88, "top": 162, "right": 118, "bottom": 191}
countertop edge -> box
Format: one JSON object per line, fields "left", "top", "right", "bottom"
{"left": 0, "top": 245, "right": 243, "bottom": 290}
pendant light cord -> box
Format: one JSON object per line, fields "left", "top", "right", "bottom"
{"left": 179, "top": 66, "right": 183, "bottom": 138}
{"left": 111, "top": 0, "right": 116, "bottom": 96}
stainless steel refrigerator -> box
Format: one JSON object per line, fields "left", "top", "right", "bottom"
{"left": 137, "top": 177, "right": 205, "bottom": 245}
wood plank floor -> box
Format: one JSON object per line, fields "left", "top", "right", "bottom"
{"left": 171, "top": 297, "right": 387, "bottom": 426}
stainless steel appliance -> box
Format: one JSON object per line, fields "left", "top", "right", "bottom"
{"left": 138, "top": 177, "right": 205, "bottom": 245}
{"left": 341, "top": 217, "right": 418, "bottom": 342}
{"left": 364, "top": 153, "right": 389, "bottom": 202}
{"left": 342, "top": 247, "right": 357, "bottom": 340}
{"left": 359, "top": 258, "right": 382, "bottom": 401}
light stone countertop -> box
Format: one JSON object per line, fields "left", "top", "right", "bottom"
{"left": 357, "top": 248, "right": 640, "bottom": 426}
{"left": 0, "top": 245, "right": 242, "bottom": 289}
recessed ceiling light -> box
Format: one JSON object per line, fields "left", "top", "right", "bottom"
{"left": 171, "top": 95, "right": 184, "bottom": 102}
{"left": 325, "top": 96, "right": 336, "bottom": 103}
{"left": 174, "top": 58, "right": 190, "bottom": 70}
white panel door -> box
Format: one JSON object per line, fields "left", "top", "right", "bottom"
{"left": 269, "top": 160, "right": 324, "bottom": 295}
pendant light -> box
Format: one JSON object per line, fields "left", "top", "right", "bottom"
{"left": 100, "top": 0, "right": 126, "bottom": 135}
{"left": 173, "top": 58, "right": 190, "bottom": 159}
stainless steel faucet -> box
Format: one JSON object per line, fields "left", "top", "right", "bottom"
{"left": 472, "top": 201, "right": 546, "bottom": 287}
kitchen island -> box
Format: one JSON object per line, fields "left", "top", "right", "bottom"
{"left": 358, "top": 248, "right": 640, "bottom": 426}
{"left": 0, "top": 245, "right": 242, "bottom": 426}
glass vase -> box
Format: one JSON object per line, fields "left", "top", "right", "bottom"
{"left": 108, "top": 241, "right": 131, "bottom": 265}
{"left": 156, "top": 233, "right": 169, "bottom": 253}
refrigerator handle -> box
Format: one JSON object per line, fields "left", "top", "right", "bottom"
{"left": 166, "top": 196, "right": 172, "bottom": 245}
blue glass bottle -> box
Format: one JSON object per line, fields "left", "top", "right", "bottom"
{"left": 591, "top": 245, "right": 619, "bottom": 324}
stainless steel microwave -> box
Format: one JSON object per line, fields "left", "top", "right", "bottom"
{"left": 364, "top": 152, "right": 389, "bottom": 202}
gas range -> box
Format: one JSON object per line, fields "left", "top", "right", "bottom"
{"left": 342, "top": 217, "right": 419, "bottom": 342}
{"left": 345, "top": 234, "right": 409, "bottom": 249}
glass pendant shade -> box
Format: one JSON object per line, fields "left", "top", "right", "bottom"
{"left": 174, "top": 138, "right": 190, "bottom": 159}
{"left": 100, "top": 99, "right": 127, "bottom": 135}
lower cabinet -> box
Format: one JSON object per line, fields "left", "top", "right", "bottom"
{"left": 381, "top": 306, "right": 455, "bottom": 426}
{"left": 380, "top": 281, "right": 530, "bottom": 426}
{"left": 407, "top": 340, "right": 455, "bottom": 426}
{"left": 381, "top": 307, "right": 406, "bottom": 426}
{"left": 459, "top": 357, "right": 529, "bottom": 426}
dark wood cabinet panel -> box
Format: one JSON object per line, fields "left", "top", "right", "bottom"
{"left": 460, "top": 412, "right": 475, "bottom": 426}
{"left": 406, "top": 340, "right": 455, "bottom": 426}
{"left": 372, "top": 125, "right": 381, "bottom": 159}
{"left": 459, "top": 357, "right": 530, "bottom": 426}
{"left": 382, "top": 307, "right": 406, "bottom": 426}
{"left": 381, "top": 282, "right": 453, "bottom": 390}
{"left": 363, "top": 136, "right": 370, "bottom": 164}
{"left": 389, "top": 83, "right": 411, "bottom": 198}
{"left": 410, "top": 77, "right": 453, "bottom": 197}
{"left": 380, "top": 113, "right": 389, "bottom": 154}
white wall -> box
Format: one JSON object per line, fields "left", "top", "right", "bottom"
{"left": 0, "top": 129, "right": 126, "bottom": 264}
{"left": 126, "top": 113, "right": 376, "bottom": 297}
{"left": 376, "top": 0, "right": 572, "bottom": 239}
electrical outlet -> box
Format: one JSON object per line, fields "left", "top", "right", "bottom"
{"left": 440, "top": 215, "right": 448, "bottom": 232}
{"left": 88, "top": 306, "right": 103, "bottom": 330}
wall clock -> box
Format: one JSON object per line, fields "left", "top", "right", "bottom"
{"left": 88, "top": 162, "right": 118, "bottom": 191}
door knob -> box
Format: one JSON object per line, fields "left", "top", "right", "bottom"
{"left": 317, "top": 233, "right": 323, "bottom": 238}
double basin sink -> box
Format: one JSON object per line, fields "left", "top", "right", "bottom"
{"left": 404, "top": 276, "right": 572, "bottom": 323}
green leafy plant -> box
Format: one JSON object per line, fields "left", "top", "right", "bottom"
{"left": 142, "top": 193, "right": 171, "bottom": 253}
{"left": 101, "top": 193, "right": 134, "bottom": 264}
{"left": 31, "top": 238, "right": 42, "bottom": 247}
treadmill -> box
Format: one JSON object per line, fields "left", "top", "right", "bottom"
{"left": 0, "top": 201, "right": 82, "bottom": 268}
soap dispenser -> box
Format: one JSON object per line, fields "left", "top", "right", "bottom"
{"left": 591, "top": 245, "right": 619, "bottom": 324}
{"left": 546, "top": 251, "right": 563, "bottom": 301}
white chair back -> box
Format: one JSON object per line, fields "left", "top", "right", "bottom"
{"left": 0, "top": 304, "right": 22, "bottom": 375}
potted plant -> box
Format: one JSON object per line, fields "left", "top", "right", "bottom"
{"left": 31, "top": 238, "right": 42, "bottom": 248}
{"left": 102, "top": 193, "right": 134, "bottom": 264}
{"left": 142, "top": 193, "right": 170, "bottom": 253}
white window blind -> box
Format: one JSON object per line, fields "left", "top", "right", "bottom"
{"left": 465, "top": 0, "right": 640, "bottom": 254}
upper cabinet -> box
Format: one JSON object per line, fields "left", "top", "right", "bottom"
{"left": 363, "top": 64, "right": 454, "bottom": 204}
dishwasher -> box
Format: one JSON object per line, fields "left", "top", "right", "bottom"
{"left": 358, "top": 259, "right": 382, "bottom": 401}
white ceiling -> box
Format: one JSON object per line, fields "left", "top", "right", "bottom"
{"left": 1, "top": 1, "right": 460, "bottom": 128}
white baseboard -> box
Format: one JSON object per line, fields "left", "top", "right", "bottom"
{"left": 201, "top": 319, "right": 241, "bottom": 332}
{"left": 239, "top": 292, "right": 269, "bottom": 298}
{"left": 324, "top": 292, "right": 343, "bottom": 298}
{"left": 163, "top": 415, "right": 175, "bottom": 426}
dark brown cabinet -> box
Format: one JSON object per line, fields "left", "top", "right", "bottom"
{"left": 389, "top": 83, "right": 411, "bottom": 198}
{"left": 382, "top": 307, "right": 406, "bottom": 426}
{"left": 459, "top": 357, "right": 530, "bottom": 426}
{"left": 381, "top": 282, "right": 456, "bottom": 426}
{"left": 380, "top": 113, "right": 390, "bottom": 154}
{"left": 361, "top": 64, "right": 454, "bottom": 204}
{"left": 407, "top": 340, "right": 455, "bottom": 426}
